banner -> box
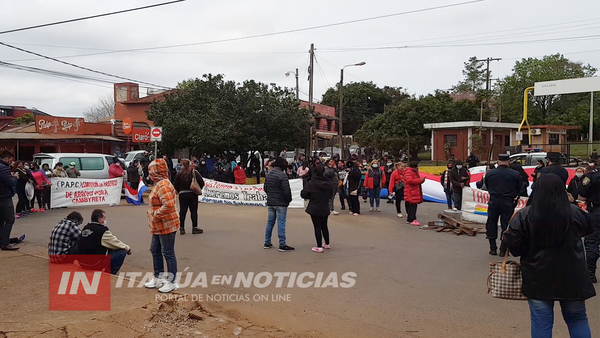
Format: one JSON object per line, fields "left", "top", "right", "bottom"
{"left": 461, "top": 186, "right": 528, "bottom": 224}
{"left": 51, "top": 178, "right": 123, "bottom": 208}
{"left": 200, "top": 178, "right": 304, "bottom": 208}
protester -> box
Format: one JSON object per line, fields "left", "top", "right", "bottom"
{"left": 48, "top": 211, "right": 84, "bottom": 263}
{"left": 504, "top": 174, "right": 595, "bottom": 337}
{"left": 347, "top": 161, "right": 362, "bottom": 216}
{"left": 476, "top": 163, "right": 496, "bottom": 190}
{"left": 140, "top": 151, "right": 151, "bottom": 185}
{"left": 449, "top": 160, "right": 470, "bottom": 211}
{"left": 384, "top": 158, "right": 395, "bottom": 204}
{"left": 263, "top": 157, "right": 294, "bottom": 252}
{"left": 580, "top": 158, "right": 600, "bottom": 284}
{"left": 53, "top": 162, "right": 67, "bottom": 178}
{"left": 324, "top": 160, "right": 339, "bottom": 215}
{"left": 403, "top": 161, "right": 425, "bottom": 226}
{"left": 0, "top": 151, "right": 18, "bottom": 250}
{"left": 174, "top": 159, "right": 205, "bottom": 235}
{"left": 77, "top": 209, "right": 131, "bottom": 275}
{"left": 388, "top": 162, "right": 405, "bottom": 218}
{"left": 109, "top": 157, "right": 125, "bottom": 179}
{"left": 567, "top": 167, "right": 586, "bottom": 204}
{"left": 440, "top": 162, "right": 454, "bottom": 209}
{"left": 484, "top": 154, "right": 522, "bottom": 256}
{"left": 364, "top": 160, "right": 386, "bottom": 212}
{"left": 127, "top": 160, "right": 141, "bottom": 189}
{"left": 41, "top": 164, "right": 53, "bottom": 209}
{"left": 145, "top": 158, "right": 180, "bottom": 293}
{"left": 510, "top": 160, "right": 530, "bottom": 197}
{"left": 301, "top": 164, "right": 334, "bottom": 253}
{"left": 337, "top": 161, "right": 348, "bottom": 211}
{"left": 13, "top": 161, "right": 33, "bottom": 215}
{"left": 539, "top": 152, "right": 568, "bottom": 186}
{"left": 297, "top": 160, "right": 310, "bottom": 188}
{"left": 233, "top": 162, "right": 247, "bottom": 185}
{"left": 466, "top": 152, "right": 480, "bottom": 168}
{"left": 360, "top": 160, "right": 368, "bottom": 203}
{"left": 530, "top": 159, "right": 545, "bottom": 184}
{"left": 66, "top": 162, "right": 81, "bottom": 178}
{"left": 30, "top": 163, "right": 51, "bottom": 211}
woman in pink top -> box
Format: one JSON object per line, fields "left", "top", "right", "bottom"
{"left": 31, "top": 163, "right": 51, "bottom": 211}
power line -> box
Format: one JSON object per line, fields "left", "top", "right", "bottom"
{"left": 0, "top": 41, "right": 172, "bottom": 89}
{"left": 0, "top": 0, "right": 186, "bottom": 35}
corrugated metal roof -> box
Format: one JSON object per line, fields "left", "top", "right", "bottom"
{"left": 0, "top": 132, "right": 124, "bottom": 142}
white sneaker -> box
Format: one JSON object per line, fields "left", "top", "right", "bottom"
{"left": 369, "top": 207, "right": 373, "bottom": 212}
{"left": 332, "top": 210, "right": 339, "bottom": 215}
{"left": 375, "top": 208, "right": 381, "bottom": 212}
{"left": 452, "top": 207, "right": 458, "bottom": 211}
{"left": 397, "top": 213, "right": 403, "bottom": 218}
{"left": 144, "top": 277, "right": 166, "bottom": 289}
{"left": 158, "top": 281, "right": 179, "bottom": 293}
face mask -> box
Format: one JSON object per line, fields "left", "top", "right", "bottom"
{"left": 103, "top": 220, "right": 108, "bottom": 226}
{"left": 116, "top": 163, "right": 120, "bottom": 166}
{"left": 456, "top": 165, "right": 463, "bottom": 169}
{"left": 447, "top": 167, "right": 453, "bottom": 170}
{"left": 372, "top": 164, "right": 379, "bottom": 168}
{"left": 201, "top": 161, "right": 206, "bottom": 165}
{"left": 24, "top": 166, "right": 30, "bottom": 170}
{"left": 576, "top": 173, "right": 583, "bottom": 178}
{"left": 387, "top": 162, "right": 392, "bottom": 166}
{"left": 362, "top": 162, "right": 367, "bottom": 166}
{"left": 536, "top": 165, "right": 542, "bottom": 168}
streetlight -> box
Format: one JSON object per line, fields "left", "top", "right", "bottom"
{"left": 285, "top": 68, "right": 299, "bottom": 100}
{"left": 339, "top": 62, "right": 366, "bottom": 157}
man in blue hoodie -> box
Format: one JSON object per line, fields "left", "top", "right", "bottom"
{"left": 0, "top": 151, "right": 18, "bottom": 251}
{"left": 263, "top": 157, "right": 294, "bottom": 252}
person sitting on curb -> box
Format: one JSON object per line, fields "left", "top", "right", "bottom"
{"left": 77, "top": 209, "right": 131, "bottom": 275}
{"left": 48, "top": 211, "right": 83, "bottom": 264}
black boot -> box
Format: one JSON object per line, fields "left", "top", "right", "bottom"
{"left": 488, "top": 239, "right": 497, "bottom": 256}
{"left": 499, "top": 242, "right": 507, "bottom": 257}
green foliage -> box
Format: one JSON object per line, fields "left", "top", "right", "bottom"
{"left": 497, "top": 54, "right": 597, "bottom": 127}
{"left": 147, "top": 74, "right": 310, "bottom": 156}
{"left": 452, "top": 56, "right": 487, "bottom": 93}
{"left": 12, "top": 113, "right": 34, "bottom": 125}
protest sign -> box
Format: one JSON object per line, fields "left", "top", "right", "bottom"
{"left": 461, "top": 186, "right": 528, "bottom": 224}
{"left": 200, "top": 178, "right": 304, "bottom": 208}
{"left": 51, "top": 178, "right": 122, "bottom": 208}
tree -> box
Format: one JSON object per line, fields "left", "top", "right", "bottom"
{"left": 320, "top": 81, "right": 393, "bottom": 135}
{"left": 83, "top": 95, "right": 115, "bottom": 122}
{"left": 147, "top": 74, "right": 311, "bottom": 157}
{"left": 496, "top": 54, "right": 597, "bottom": 128}
{"left": 12, "top": 113, "right": 34, "bottom": 125}
{"left": 452, "top": 56, "right": 486, "bottom": 93}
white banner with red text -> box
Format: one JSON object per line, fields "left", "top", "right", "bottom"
{"left": 50, "top": 177, "right": 123, "bottom": 208}
{"left": 200, "top": 178, "right": 304, "bottom": 208}
{"left": 461, "top": 186, "right": 529, "bottom": 224}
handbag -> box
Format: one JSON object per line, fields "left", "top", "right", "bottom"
{"left": 190, "top": 171, "right": 203, "bottom": 196}
{"left": 487, "top": 251, "right": 527, "bottom": 300}
{"left": 394, "top": 181, "right": 404, "bottom": 192}
{"left": 349, "top": 189, "right": 358, "bottom": 196}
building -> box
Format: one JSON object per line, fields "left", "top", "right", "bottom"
{"left": 0, "top": 105, "right": 51, "bottom": 128}
{"left": 114, "top": 82, "right": 175, "bottom": 125}
{"left": 523, "top": 124, "right": 580, "bottom": 153}
{"left": 423, "top": 121, "right": 521, "bottom": 162}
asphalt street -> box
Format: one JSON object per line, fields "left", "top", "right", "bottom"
{"left": 10, "top": 197, "right": 600, "bottom": 337}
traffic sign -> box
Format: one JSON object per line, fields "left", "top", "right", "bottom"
{"left": 150, "top": 126, "right": 162, "bottom": 141}
{"left": 122, "top": 118, "right": 132, "bottom": 135}
{"left": 515, "top": 131, "right": 523, "bottom": 141}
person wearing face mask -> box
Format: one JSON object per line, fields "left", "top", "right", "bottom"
{"left": 324, "top": 160, "right": 340, "bottom": 215}
{"left": 580, "top": 158, "right": 600, "bottom": 283}
{"left": 384, "top": 159, "right": 395, "bottom": 204}
{"left": 337, "top": 161, "right": 348, "bottom": 211}
{"left": 449, "top": 160, "right": 470, "bottom": 211}
{"left": 364, "top": 160, "right": 386, "bottom": 212}
{"left": 567, "top": 167, "right": 587, "bottom": 204}
{"left": 13, "top": 161, "right": 35, "bottom": 215}
{"left": 109, "top": 157, "right": 125, "bottom": 179}
{"left": 403, "top": 161, "right": 425, "bottom": 226}
{"left": 440, "top": 162, "right": 454, "bottom": 209}
{"left": 66, "top": 162, "right": 81, "bottom": 178}
{"left": 389, "top": 162, "right": 405, "bottom": 217}
{"left": 77, "top": 209, "right": 131, "bottom": 275}
{"left": 52, "top": 162, "right": 68, "bottom": 178}
{"left": 531, "top": 159, "right": 545, "bottom": 184}
{"left": 360, "top": 160, "right": 368, "bottom": 203}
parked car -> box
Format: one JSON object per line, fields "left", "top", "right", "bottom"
{"left": 33, "top": 153, "right": 112, "bottom": 179}
{"left": 123, "top": 150, "right": 147, "bottom": 167}
{"left": 509, "top": 152, "right": 568, "bottom": 166}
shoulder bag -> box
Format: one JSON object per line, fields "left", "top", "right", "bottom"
{"left": 190, "top": 170, "right": 203, "bottom": 196}
{"left": 487, "top": 251, "right": 527, "bottom": 300}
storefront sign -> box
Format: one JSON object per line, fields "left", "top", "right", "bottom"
{"left": 199, "top": 178, "right": 304, "bottom": 208}
{"left": 50, "top": 178, "right": 122, "bottom": 208}
{"left": 36, "top": 116, "right": 84, "bottom": 134}
{"left": 132, "top": 128, "right": 151, "bottom": 143}
{"left": 122, "top": 118, "right": 133, "bottom": 135}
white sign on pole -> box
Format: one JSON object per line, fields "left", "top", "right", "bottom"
{"left": 515, "top": 132, "right": 523, "bottom": 141}
{"left": 533, "top": 77, "right": 600, "bottom": 96}
{"left": 150, "top": 126, "right": 162, "bottom": 142}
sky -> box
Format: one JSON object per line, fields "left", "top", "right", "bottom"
{"left": 1, "top": 0, "right": 599, "bottom": 118}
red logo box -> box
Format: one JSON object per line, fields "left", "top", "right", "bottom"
{"left": 49, "top": 255, "right": 111, "bottom": 311}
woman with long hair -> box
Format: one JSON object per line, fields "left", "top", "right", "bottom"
{"left": 346, "top": 161, "right": 362, "bottom": 216}
{"left": 388, "top": 162, "right": 405, "bottom": 218}
{"left": 174, "top": 159, "right": 205, "bottom": 235}
{"left": 13, "top": 161, "right": 34, "bottom": 215}
{"left": 504, "top": 174, "right": 595, "bottom": 337}
{"left": 300, "top": 164, "right": 334, "bottom": 253}
{"left": 363, "top": 159, "right": 386, "bottom": 212}
{"left": 30, "top": 163, "right": 51, "bottom": 211}
{"left": 403, "top": 161, "right": 425, "bottom": 226}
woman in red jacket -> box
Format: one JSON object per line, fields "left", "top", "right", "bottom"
{"left": 388, "top": 162, "right": 405, "bottom": 218}
{"left": 233, "top": 163, "right": 247, "bottom": 185}
{"left": 363, "top": 160, "right": 386, "bottom": 212}
{"left": 403, "top": 161, "right": 425, "bottom": 226}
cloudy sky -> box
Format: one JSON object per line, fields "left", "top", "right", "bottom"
{"left": 1, "top": 0, "right": 599, "bottom": 117}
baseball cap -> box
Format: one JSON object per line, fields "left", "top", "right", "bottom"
{"left": 69, "top": 162, "right": 76, "bottom": 166}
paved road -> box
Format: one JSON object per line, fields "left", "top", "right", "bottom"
{"left": 11, "top": 197, "right": 600, "bottom": 337}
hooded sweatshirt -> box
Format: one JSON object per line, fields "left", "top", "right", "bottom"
{"left": 147, "top": 159, "right": 180, "bottom": 235}
{"left": 301, "top": 175, "right": 334, "bottom": 216}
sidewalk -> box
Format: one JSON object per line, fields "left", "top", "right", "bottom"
{"left": 0, "top": 244, "right": 320, "bottom": 338}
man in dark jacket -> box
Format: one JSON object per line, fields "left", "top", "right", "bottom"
{"left": 440, "top": 162, "right": 454, "bottom": 209}
{"left": 580, "top": 159, "right": 600, "bottom": 283}
{"left": 449, "top": 160, "right": 470, "bottom": 210}
{"left": 466, "top": 152, "right": 479, "bottom": 169}
{"left": 539, "top": 152, "right": 568, "bottom": 185}
{"left": 263, "top": 157, "right": 294, "bottom": 252}
{"left": 510, "top": 160, "right": 530, "bottom": 197}
{"left": 127, "top": 160, "right": 141, "bottom": 189}
{"left": 0, "top": 151, "right": 18, "bottom": 250}
{"left": 140, "top": 151, "right": 151, "bottom": 185}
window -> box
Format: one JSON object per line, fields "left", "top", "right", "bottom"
{"left": 511, "top": 154, "right": 526, "bottom": 165}
{"left": 505, "top": 135, "right": 510, "bottom": 146}
{"left": 443, "top": 134, "right": 457, "bottom": 147}
{"left": 327, "top": 120, "right": 333, "bottom": 131}
{"left": 80, "top": 157, "right": 105, "bottom": 171}
{"left": 549, "top": 134, "right": 559, "bottom": 145}
{"left": 59, "top": 157, "right": 80, "bottom": 169}
{"left": 0, "top": 108, "right": 14, "bottom": 117}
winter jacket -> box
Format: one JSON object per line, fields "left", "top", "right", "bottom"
{"left": 127, "top": 165, "right": 140, "bottom": 184}
{"left": 264, "top": 167, "right": 292, "bottom": 207}
{"left": 0, "top": 160, "right": 16, "bottom": 198}
{"left": 449, "top": 167, "right": 470, "bottom": 192}
{"left": 147, "top": 159, "right": 180, "bottom": 235}
{"left": 440, "top": 169, "right": 452, "bottom": 192}
{"left": 567, "top": 176, "right": 585, "bottom": 202}
{"left": 347, "top": 167, "right": 362, "bottom": 193}
{"left": 504, "top": 205, "right": 595, "bottom": 300}
{"left": 301, "top": 176, "right": 334, "bottom": 217}
{"left": 403, "top": 167, "right": 424, "bottom": 204}
{"left": 109, "top": 163, "right": 125, "bottom": 179}
{"left": 364, "top": 168, "right": 386, "bottom": 189}
{"left": 388, "top": 168, "right": 405, "bottom": 193}
{"left": 324, "top": 166, "right": 339, "bottom": 190}
{"left": 174, "top": 169, "right": 204, "bottom": 193}
{"left": 233, "top": 166, "right": 247, "bottom": 185}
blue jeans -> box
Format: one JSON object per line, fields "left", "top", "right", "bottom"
{"left": 150, "top": 231, "right": 177, "bottom": 283}
{"left": 109, "top": 249, "right": 127, "bottom": 275}
{"left": 369, "top": 187, "right": 381, "bottom": 208}
{"left": 264, "top": 206, "right": 287, "bottom": 246}
{"left": 528, "top": 299, "right": 591, "bottom": 338}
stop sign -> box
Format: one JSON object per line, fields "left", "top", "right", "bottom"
{"left": 150, "top": 127, "right": 162, "bottom": 141}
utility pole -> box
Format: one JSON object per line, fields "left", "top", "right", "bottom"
{"left": 476, "top": 57, "right": 501, "bottom": 135}
{"left": 294, "top": 68, "right": 299, "bottom": 100}
{"left": 338, "top": 68, "right": 344, "bottom": 155}
{"left": 307, "top": 43, "right": 315, "bottom": 158}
